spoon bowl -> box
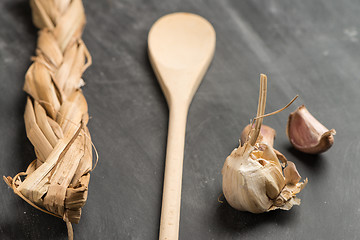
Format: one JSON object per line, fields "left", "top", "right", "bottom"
{"left": 149, "top": 12, "right": 215, "bottom": 107}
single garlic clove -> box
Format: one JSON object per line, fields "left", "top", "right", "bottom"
{"left": 241, "top": 124, "right": 276, "bottom": 147}
{"left": 287, "top": 105, "right": 336, "bottom": 154}
{"left": 264, "top": 157, "right": 286, "bottom": 199}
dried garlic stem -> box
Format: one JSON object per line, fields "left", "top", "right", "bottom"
{"left": 249, "top": 74, "right": 267, "bottom": 146}
{"left": 4, "top": 0, "right": 94, "bottom": 238}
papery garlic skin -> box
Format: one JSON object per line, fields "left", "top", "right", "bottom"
{"left": 241, "top": 124, "right": 287, "bottom": 167}
{"left": 222, "top": 144, "right": 281, "bottom": 213}
{"left": 222, "top": 141, "right": 307, "bottom": 213}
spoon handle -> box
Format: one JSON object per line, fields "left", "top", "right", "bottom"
{"left": 159, "top": 105, "right": 188, "bottom": 240}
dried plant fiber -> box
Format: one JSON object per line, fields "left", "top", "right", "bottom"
{"left": 3, "top": 0, "right": 95, "bottom": 239}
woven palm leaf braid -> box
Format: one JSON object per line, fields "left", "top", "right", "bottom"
{"left": 4, "top": 0, "right": 95, "bottom": 237}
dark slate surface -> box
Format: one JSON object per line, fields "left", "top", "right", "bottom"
{"left": 0, "top": 0, "right": 359, "bottom": 239}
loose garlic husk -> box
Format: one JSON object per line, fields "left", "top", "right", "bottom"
{"left": 222, "top": 74, "right": 307, "bottom": 213}
{"left": 287, "top": 105, "right": 336, "bottom": 154}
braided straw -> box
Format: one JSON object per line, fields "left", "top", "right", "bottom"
{"left": 4, "top": 0, "right": 95, "bottom": 237}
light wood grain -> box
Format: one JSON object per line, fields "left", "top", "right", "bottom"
{"left": 148, "top": 12, "right": 216, "bottom": 240}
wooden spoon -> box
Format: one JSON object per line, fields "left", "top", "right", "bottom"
{"left": 148, "top": 12, "right": 215, "bottom": 240}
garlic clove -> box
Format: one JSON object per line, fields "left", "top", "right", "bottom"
{"left": 287, "top": 105, "right": 336, "bottom": 154}
{"left": 265, "top": 162, "right": 286, "bottom": 199}
{"left": 241, "top": 124, "right": 276, "bottom": 147}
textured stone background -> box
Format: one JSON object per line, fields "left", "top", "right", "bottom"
{"left": 0, "top": 0, "right": 358, "bottom": 239}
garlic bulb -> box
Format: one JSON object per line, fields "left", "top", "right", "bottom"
{"left": 287, "top": 105, "right": 336, "bottom": 154}
{"left": 222, "top": 74, "right": 307, "bottom": 213}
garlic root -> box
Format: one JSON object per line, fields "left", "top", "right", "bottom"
{"left": 287, "top": 105, "right": 336, "bottom": 154}
{"left": 222, "top": 74, "right": 307, "bottom": 213}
